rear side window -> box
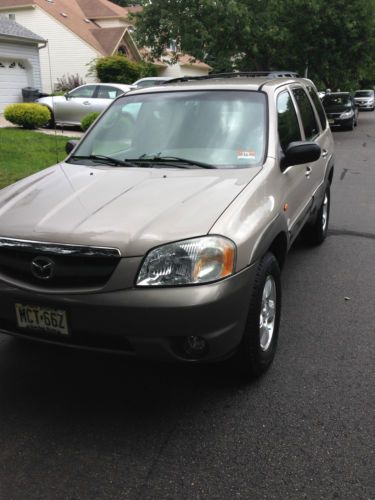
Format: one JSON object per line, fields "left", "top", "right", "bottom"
{"left": 69, "top": 85, "right": 96, "bottom": 98}
{"left": 98, "top": 86, "right": 124, "bottom": 99}
{"left": 292, "top": 88, "right": 319, "bottom": 140}
{"left": 308, "top": 87, "right": 327, "bottom": 130}
{"left": 277, "top": 91, "right": 302, "bottom": 151}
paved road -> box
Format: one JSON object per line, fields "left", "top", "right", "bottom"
{"left": 0, "top": 114, "right": 374, "bottom": 499}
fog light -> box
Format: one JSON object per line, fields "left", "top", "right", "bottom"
{"left": 183, "top": 336, "right": 208, "bottom": 357}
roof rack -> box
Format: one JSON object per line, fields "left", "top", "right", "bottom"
{"left": 164, "top": 71, "right": 299, "bottom": 85}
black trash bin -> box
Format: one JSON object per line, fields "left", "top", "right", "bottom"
{"left": 22, "top": 87, "right": 40, "bottom": 102}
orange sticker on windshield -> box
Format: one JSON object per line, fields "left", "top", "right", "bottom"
{"left": 237, "top": 149, "right": 256, "bottom": 160}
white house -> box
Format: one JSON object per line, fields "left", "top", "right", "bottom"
{"left": 0, "top": 0, "right": 211, "bottom": 94}
{"left": 0, "top": 14, "right": 45, "bottom": 112}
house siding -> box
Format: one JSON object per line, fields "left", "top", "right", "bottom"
{"left": 95, "top": 19, "right": 126, "bottom": 28}
{"left": 159, "top": 64, "right": 209, "bottom": 78}
{"left": 1, "top": 8, "right": 100, "bottom": 92}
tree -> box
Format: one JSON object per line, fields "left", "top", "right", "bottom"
{"left": 134, "top": 0, "right": 375, "bottom": 89}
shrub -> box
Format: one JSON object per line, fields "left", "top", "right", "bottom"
{"left": 55, "top": 73, "right": 85, "bottom": 92}
{"left": 90, "top": 55, "right": 157, "bottom": 84}
{"left": 4, "top": 103, "right": 51, "bottom": 129}
{"left": 81, "top": 112, "right": 100, "bottom": 131}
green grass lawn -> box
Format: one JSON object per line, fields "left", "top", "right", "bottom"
{"left": 0, "top": 128, "right": 79, "bottom": 189}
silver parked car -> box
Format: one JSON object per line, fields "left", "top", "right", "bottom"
{"left": 0, "top": 73, "right": 334, "bottom": 377}
{"left": 353, "top": 89, "right": 375, "bottom": 111}
{"left": 36, "top": 83, "right": 133, "bottom": 126}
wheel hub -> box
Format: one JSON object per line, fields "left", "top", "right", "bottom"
{"left": 259, "top": 275, "right": 276, "bottom": 351}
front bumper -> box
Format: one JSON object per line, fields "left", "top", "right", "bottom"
{"left": 327, "top": 116, "right": 354, "bottom": 128}
{"left": 0, "top": 263, "right": 258, "bottom": 363}
{"left": 356, "top": 102, "right": 374, "bottom": 110}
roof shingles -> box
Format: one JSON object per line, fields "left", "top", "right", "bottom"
{"left": 0, "top": 13, "right": 45, "bottom": 42}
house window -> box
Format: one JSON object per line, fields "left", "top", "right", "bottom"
{"left": 118, "top": 45, "right": 128, "bottom": 56}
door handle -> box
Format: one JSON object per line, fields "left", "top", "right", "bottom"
{"left": 322, "top": 149, "right": 328, "bottom": 158}
{"left": 83, "top": 101, "right": 91, "bottom": 105}
{"left": 305, "top": 166, "right": 312, "bottom": 177}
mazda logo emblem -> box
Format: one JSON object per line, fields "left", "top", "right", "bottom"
{"left": 30, "top": 256, "right": 55, "bottom": 280}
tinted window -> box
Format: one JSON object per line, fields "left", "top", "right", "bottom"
{"left": 308, "top": 87, "right": 327, "bottom": 130}
{"left": 355, "top": 90, "right": 374, "bottom": 97}
{"left": 98, "top": 86, "right": 123, "bottom": 99}
{"left": 277, "top": 91, "right": 301, "bottom": 151}
{"left": 69, "top": 85, "right": 96, "bottom": 98}
{"left": 292, "top": 88, "right": 319, "bottom": 140}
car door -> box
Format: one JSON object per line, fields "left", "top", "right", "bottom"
{"left": 296, "top": 85, "right": 332, "bottom": 202}
{"left": 54, "top": 84, "right": 98, "bottom": 125}
{"left": 90, "top": 85, "right": 123, "bottom": 115}
{"left": 276, "top": 89, "right": 314, "bottom": 241}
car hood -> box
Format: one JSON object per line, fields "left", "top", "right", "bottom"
{"left": 0, "top": 162, "right": 261, "bottom": 256}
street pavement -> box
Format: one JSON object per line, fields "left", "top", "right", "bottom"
{"left": 0, "top": 113, "right": 374, "bottom": 499}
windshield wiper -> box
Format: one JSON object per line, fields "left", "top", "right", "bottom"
{"left": 126, "top": 155, "right": 216, "bottom": 169}
{"left": 69, "top": 155, "right": 138, "bottom": 168}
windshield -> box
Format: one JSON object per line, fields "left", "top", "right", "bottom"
{"left": 354, "top": 90, "right": 374, "bottom": 97}
{"left": 72, "top": 90, "right": 267, "bottom": 169}
{"left": 322, "top": 95, "right": 352, "bottom": 107}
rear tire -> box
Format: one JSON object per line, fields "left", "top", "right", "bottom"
{"left": 301, "top": 184, "right": 330, "bottom": 245}
{"left": 235, "top": 252, "right": 281, "bottom": 379}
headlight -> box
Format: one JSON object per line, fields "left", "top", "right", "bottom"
{"left": 136, "top": 236, "right": 236, "bottom": 286}
{"left": 340, "top": 110, "right": 354, "bottom": 119}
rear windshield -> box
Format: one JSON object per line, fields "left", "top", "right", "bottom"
{"left": 73, "top": 90, "right": 267, "bottom": 169}
{"left": 354, "top": 90, "right": 374, "bottom": 97}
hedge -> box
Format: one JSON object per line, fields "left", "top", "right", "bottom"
{"left": 91, "top": 55, "right": 157, "bottom": 84}
{"left": 81, "top": 112, "right": 101, "bottom": 131}
{"left": 4, "top": 103, "right": 51, "bottom": 129}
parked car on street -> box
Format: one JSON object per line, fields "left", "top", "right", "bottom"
{"left": 353, "top": 89, "right": 375, "bottom": 111}
{"left": 322, "top": 92, "right": 358, "bottom": 130}
{"left": 36, "top": 83, "right": 133, "bottom": 126}
{"left": 0, "top": 73, "right": 334, "bottom": 378}
{"left": 132, "top": 77, "right": 173, "bottom": 89}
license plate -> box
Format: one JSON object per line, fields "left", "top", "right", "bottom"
{"left": 328, "top": 118, "right": 334, "bottom": 124}
{"left": 15, "top": 303, "right": 69, "bottom": 336}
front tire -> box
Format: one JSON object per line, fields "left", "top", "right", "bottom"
{"left": 301, "top": 184, "right": 330, "bottom": 245}
{"left": 235, "top": 252, "right": 281, "bottom": 378}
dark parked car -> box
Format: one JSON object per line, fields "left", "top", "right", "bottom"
{"left": 322, "top": 92, "right": 358, "bottom": 130}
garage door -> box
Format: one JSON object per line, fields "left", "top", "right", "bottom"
{"left": 0, "top": 60, "right": 29, "bottom": 112}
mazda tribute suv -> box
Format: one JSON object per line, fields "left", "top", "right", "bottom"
{"left": 0, "top": 73, "right": 334, "bottom": 377}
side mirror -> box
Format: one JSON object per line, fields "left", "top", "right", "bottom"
{"left": 65, "top": 139, "right": 79, "bottom": 154}
{"left": 64, "top": 92, "right": 70, "bottom": 100}
{"left": 281, "top": 141, "right": 321, "bottom": 170}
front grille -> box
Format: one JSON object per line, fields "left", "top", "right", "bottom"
{"left": 0, "top": 238, "right": 121, "bottom": 289}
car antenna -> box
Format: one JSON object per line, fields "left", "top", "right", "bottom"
{"left": 47, "top": 42, "right": 59, "bottom": 163}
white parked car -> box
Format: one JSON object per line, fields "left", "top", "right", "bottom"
{"left": 36, "top": 83, "right": 133, "bottom": 126}
{"left": 132, "top": 77, "right": 173, "bottom": 89}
